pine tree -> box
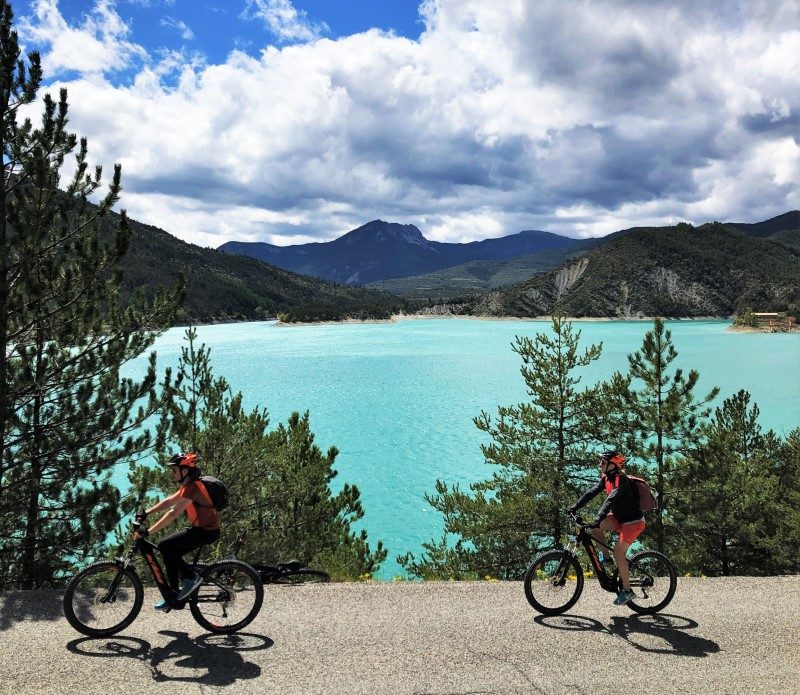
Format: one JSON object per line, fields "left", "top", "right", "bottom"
{"left": 670, "top": 391, "right": 799, "bottom": 575}
{"left": 399, "top": 317, "right": 606, "bottom": 579}
{"left": 0, "top": 2, "right": 182, "bottom": 588}
{"left": 260, "top": 411, "right": 386, "bottom": 578}
{"left": 126, "top": 329, "right": 386, "bottom": 579}
{"left": 608, "top": 318, "right": 718, "bottom": 553}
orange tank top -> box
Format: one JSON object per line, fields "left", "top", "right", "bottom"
{"left": 178, "top": 479, "right": 220, "bottom": 531}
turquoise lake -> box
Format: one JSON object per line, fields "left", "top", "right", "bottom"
{"left": 119, "top": 319, "right": 800, "bottom": 577}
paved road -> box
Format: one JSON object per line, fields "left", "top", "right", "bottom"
{"left": 1, "top": 576, "right": 799, "bottom": 694}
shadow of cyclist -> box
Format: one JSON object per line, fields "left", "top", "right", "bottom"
{"left": 67, "top": 630, "right": 273, "bottom": 685}
{"left": 534, "top": 614, "right": 720, "bottom": 657}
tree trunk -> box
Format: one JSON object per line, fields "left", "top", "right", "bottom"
{"left": 20, "top": 458, "right": 41, "bottom": 589}
{"left": 0, "top": 86, "right": 8, "bottom": 512}
{"left": 657, "top": 433, "right": 665, "bottom": 553}
{"left": 721, "top": 534, "right": 729, "bottom": 576}
{"left": 20, "top": 330, "right": 46, "bottom": 589}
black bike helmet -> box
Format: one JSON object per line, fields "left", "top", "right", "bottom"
{"left": 599, "top": 449, "right": 626, "bottom": 466}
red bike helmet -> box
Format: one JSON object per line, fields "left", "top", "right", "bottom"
{"left": 167, "top": 452, "right": 199, "bottom": 469}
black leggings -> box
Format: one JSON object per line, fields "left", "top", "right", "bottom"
{"left": 158, "top": 526, "right": 220, "bottom": 593}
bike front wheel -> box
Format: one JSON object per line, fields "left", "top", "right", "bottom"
{"left": 626, "top": 550, "right": 677, "bottom": 614}
{"left": 63, "top": 561, "right": 144, "bottom": 637}
{"left": 190, "top": 560, "right": 264, "bottom": 633}
{"left": 523, "top": 550, "right": 584, "bottom": 616}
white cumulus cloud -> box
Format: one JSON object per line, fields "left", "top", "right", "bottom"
{"left": 243, "top": 0, "right": 329, "bottom": 44}
{"left": 15, "top": 0, "right": 800, "bottom": 246}
{"left": 160, "top": 16, "right": 194, "bottom": 41}
{"left": 19, "top": 0, "right": 147, "bottom": 76}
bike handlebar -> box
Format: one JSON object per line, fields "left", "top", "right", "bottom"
{"left": 131, "top": 512, "right": 149, "bottom": 536}
{"left": 565, "top": 510, "right": 591, "bottom": 528}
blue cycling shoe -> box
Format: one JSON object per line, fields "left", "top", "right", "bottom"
{"left": 154, "top": 599, "right": 171, "bottom": 611}
{"left": 614, "top": 588, "right": 636, "bottom": 605}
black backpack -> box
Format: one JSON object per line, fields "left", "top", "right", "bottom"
{"left": 199, "top": 476, "right": 229, "bottom": 511}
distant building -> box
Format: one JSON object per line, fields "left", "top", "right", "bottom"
{"left": 753, "top": 312, "right": 779, "bottom": 325}
{"left": 752, "top": 312, "right": 796, "bottom": 330}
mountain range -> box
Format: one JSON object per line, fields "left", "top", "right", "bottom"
{"left": 218, "top": 220, "right": 577, "bottom": 285}
{"left": 112, "top": 207, "right": 800, "bottom": 323}
{"left": 472, "top": 217, "right": 800, "bottom": 318}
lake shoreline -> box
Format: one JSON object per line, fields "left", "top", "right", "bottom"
{"left": 274, "top": 313, "right": 732, "bottom": 327}
{"left": 727, "top": 324, "right": 800, "bottom": 333}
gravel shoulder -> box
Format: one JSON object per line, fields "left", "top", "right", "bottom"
{"left": 1, "top": 576, "right": 799, "bottom": 695}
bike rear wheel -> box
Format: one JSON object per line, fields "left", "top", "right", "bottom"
{"left": 626, "top": 550, "right": 677, "bottom": 614}
{"left": 190, "top": 560, "right": 264, "bottom": 633}
{"left": 273, "top": 568, "right": 330, "bottom": 585}
{"left": 63, "top": 561, "right": 143, "bottom": 637}
{"left": 523, "top": 550, "right": 584, "bottom": 616}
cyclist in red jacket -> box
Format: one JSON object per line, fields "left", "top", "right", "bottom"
{"left": 138, "top": 452, "right": 220, "bottom": 610}
{"left": 569, "top": 450, "right": 645, "bottom": 606}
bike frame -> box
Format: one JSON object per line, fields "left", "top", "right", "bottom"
{"left": 107, "top": 522, "right": 208, "bottom": 605}
{"left": 111, "top": 534, "right": 174, "bottom": 602}
{"left": 565, "top": 526, "right": 620, "bottom": 593}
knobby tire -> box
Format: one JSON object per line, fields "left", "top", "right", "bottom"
{"left": 63, "top": 561, "right": 144, "bottom": 637}
{"left": 272, "top": 568, "right": 330, "bottom": 585}
{"left": 523, "top": 549, "right": 584, "bottom": 616}
{"left": 189, "top": 560, "right": 263, "bottom": 633}
{"left": 626, "top": 550, "right": 677, "bottom": 614}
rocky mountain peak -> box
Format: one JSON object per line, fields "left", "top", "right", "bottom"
{"left": 341, "top": 220, "right": 432, "bottom": 249}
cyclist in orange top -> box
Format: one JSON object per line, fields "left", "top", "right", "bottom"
{"left": 139, "top": 452, "right": 221, "bottom": 610}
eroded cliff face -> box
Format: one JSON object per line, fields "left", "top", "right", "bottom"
{"left": 554, "top": 258, "right": 589, "bottom": 300}
{"left": 648, "top": 267, "right": 720, "bottom": 313}
{"left": 415, "top": 303, "right": 472, "bottom": 316}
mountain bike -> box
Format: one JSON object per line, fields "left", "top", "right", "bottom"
{"left": 211, "top": 530, "right": 331, "bottom": 585}
{"left": 63, "top": 516, "right": 264, "bottom": 637}
{"left": 523, "top": 511, "right": 677, "bottom": 616}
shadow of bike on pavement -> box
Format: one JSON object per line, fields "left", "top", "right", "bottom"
{"left": 67, "top": 629, "right": 273, "bottom": 686}
{"left": 534, "top": 614, "right": 720, "bottom": 657}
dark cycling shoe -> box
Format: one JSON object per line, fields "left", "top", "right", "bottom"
{"left": 176, "top": 573, "right": 203, "bottom": 601}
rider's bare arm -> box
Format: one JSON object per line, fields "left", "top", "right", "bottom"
{"left": 145, "top": 490, "right": 181, "bottom": 516}
{"left": 145, "top": 496, "right": 192, "bottom": 535}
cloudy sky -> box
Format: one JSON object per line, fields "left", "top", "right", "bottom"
{"left": 13, "top": 0, "right": 800, "bottom": 246}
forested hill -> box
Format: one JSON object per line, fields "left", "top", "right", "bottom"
{"left": 472, "top": 222, "right": 800, "bottom": 318}
{"left": 725, "top": 210, "right": 800, "bottom": 238}
{"left": 218, "top": 219, "right": 576, "bottom": 284}
{"left": 114, "top": 211, "right": 406, "bottom": 324}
